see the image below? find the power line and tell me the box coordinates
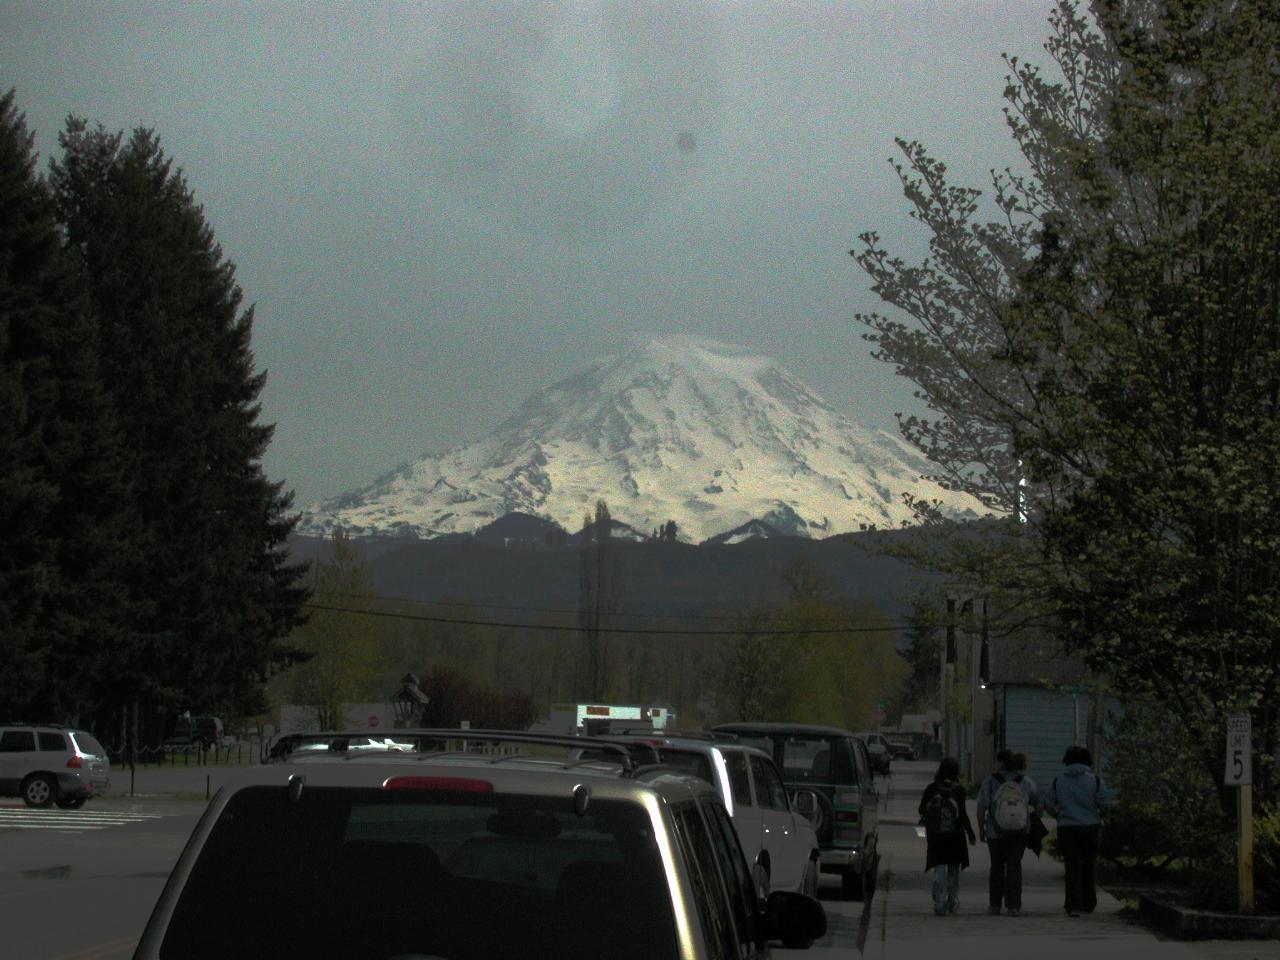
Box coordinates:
[314,590,905,629]
[301,602,907,637]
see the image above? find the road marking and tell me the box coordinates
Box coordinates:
[0,808,166,833]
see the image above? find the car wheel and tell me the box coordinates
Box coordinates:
[55,795,87,810]
[21,774,56,808]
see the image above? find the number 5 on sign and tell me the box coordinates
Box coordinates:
[1224,714,1252,785]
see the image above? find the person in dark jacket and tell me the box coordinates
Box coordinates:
[918,756,976,915]
[1043,744,1112,916]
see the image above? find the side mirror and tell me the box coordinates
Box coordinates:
[764,890,826,946]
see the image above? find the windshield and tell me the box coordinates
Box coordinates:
[159,785,677,960]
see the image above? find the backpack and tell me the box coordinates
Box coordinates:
[924,781,961,840]
[991,773,1029,834]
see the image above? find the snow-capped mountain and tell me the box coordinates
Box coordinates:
[299,337,984,543]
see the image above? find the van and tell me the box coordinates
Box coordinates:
[165,715,224,750]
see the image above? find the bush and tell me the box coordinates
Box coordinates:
[1101,701,1230,879]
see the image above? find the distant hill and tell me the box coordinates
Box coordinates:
[288,527,929,627]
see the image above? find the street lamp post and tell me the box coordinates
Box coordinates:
[391,672,430,728]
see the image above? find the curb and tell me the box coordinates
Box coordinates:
[1137,894,1280,941]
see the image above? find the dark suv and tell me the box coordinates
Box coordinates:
[714,722,879,900]
[134,729,826,959]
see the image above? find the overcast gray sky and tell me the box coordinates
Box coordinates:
[2,1,1055,508]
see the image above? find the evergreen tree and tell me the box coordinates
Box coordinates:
[49,120,309,722]
[0,90,129,721]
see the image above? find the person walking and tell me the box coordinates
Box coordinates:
[1043,744,1112,916]
[976,749,1040,916]
[918,756,976,916]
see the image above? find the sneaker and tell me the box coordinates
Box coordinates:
[1007,908,1020,917]
[1066,909,1080,917]
[947,903,958,914]
[935,908,947,916]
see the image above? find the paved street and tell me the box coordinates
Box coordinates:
[0,798,203,960]
[2,762,1274,959]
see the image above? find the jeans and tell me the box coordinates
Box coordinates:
[933,863,960,914]
[987,833,1027,911]
[1057,824,1101,913]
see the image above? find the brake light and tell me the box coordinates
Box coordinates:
[835,791,860,805]
[383,776,493,792]
[66,756,82,769]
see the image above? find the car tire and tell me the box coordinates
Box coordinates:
[811,790,834,839]
[55,795,87,810]
[21,774,56,808]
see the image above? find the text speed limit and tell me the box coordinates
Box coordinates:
[1224,713,1252,786]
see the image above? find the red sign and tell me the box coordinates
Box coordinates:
[369,715,380,728]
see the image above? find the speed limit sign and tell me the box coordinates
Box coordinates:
[1224,714,1252,785]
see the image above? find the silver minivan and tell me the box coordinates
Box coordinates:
[0,724,111,807]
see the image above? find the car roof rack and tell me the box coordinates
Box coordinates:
[597,726,738,743]
[330,728,644,775]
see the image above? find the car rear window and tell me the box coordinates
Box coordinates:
[39,732,68,751]
[71,732,105,757]
[659,748,714,785]
[779,735,856,786]
[159,785,678,960]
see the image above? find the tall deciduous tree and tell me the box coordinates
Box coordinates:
[0,90,129,721]
[853,0,1280,804]
[49,120,309,722]
[287,529,378,730]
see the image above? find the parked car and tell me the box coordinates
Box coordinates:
[163,715,223,751]
[855,732,893,774]
[714,722,880,900]
[0,723,111,808]
[133,729,826,959]
[579,730,823,901]
[884,737,917,761]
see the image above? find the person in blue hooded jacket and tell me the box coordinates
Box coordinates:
[1043,744,1113,916]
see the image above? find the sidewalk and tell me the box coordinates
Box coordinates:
[867,762,1274,960]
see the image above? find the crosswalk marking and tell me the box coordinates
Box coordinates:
[0,808,165,833]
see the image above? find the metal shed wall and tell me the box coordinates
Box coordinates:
[1000,685,1093,790]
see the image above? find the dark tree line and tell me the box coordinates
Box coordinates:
[0,90,309,738]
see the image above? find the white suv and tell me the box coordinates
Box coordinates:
[0,724,111,808]
[583,732,823,903]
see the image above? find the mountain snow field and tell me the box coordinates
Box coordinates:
[299,337,985,543]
